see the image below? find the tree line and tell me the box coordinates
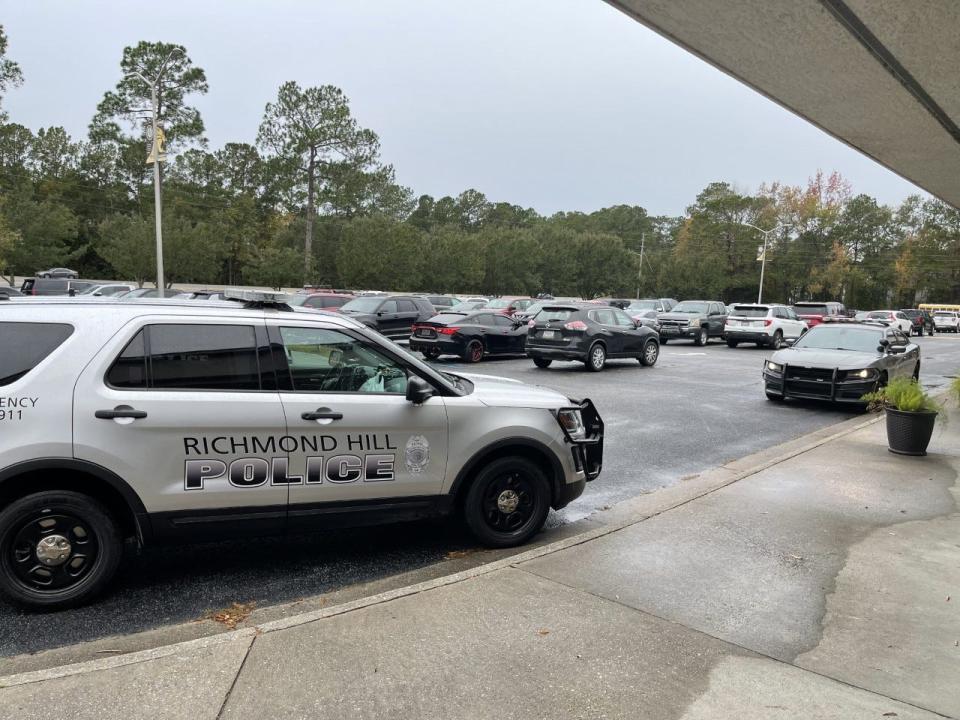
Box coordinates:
[0,28,958,306]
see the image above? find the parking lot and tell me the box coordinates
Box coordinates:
[2,334,959,659]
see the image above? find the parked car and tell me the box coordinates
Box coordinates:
[486,297,535,317]
[35,267,78,279]
[78,283,136,297]
[763,322,920,405]
[19,278,94,296]
[0,290,603,608]
[900,309,935,336]
[864,310,913,334]
[514,298,582,323]
[631,309,661,332]
[409,310,528,362]
[933,310,960,332]
[420,295,461,310]
[0,286,22,298]
[724,303,807,349]
[626,298,677,313]
[657,300,728,345]
[791,301,846,327]
[526,303,660,371]
[173,290,226,301]
[120,288,184,299]
[339,295,435,340]
[287,292,354,311]
[448,300,488,312]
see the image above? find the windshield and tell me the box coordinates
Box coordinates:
[793,326,881,353]
[486,298,512,309]
[628,300,658,310]
[732,306,769,318]
[450,301,483,312]
[671,302,708,313]
[793,304,829,316]
[77,285,101,295]
[340,297,383,313]
[520,301,545,315]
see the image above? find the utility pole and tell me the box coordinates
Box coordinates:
[743,222,784,303]
[637,233,645,300]
[127,48,182,292]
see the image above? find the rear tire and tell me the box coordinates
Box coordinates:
[463,340,484,363]
[639,339,659,366]
[659,337,668,345]
[693,327,708,346]
[463,456,551,548]
[585,343,606,372]
[913,362,920,381]
[770,330,784,349]
[532,357,552,369]
[0,491,122,610]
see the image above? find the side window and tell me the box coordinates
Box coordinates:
[280,327,409,394]
[493,314,514,327]
[149,324,260,390]
[594,309,616,325]
[397,299,417,313]
[614,310,634,327]
[786,308,799,320]
[0,322,74,387]
[379,300,398,314]
[106,330,148,388]
[475,314,495,327]
[305,297,323,308]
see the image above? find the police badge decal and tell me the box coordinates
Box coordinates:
[405,435,430,473]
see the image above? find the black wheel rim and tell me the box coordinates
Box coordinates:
[7,512,99,593]
[481,471,538,534]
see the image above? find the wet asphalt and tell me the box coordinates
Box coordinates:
[2,334,959,657]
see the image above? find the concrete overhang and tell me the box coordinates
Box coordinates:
[606,0,960,207]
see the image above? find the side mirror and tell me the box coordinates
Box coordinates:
[406,376,434,405]
[785,338,797,346]
[889,345,907,354]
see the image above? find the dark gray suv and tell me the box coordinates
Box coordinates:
[339,295,436,340]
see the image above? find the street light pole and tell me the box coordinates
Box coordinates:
[743,222,784,304]
[637,232,645,299]
[126,48,181,291]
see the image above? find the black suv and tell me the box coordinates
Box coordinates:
[339,295,435,340]
[526,303,660,371]
[900,309,935,336]
[657,300,727,345]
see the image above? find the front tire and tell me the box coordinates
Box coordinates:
[585,342,606,372]
[765,392,785,402]
[640,339,659,366]
[463,456,551,548]
[532,357,552,369]
[0,491,122,610]
[726,339,739,348]
[693,327,708,346]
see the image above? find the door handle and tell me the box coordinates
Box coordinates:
[301,409,343,421]
[95,405,148,420]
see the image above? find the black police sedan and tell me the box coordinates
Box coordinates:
[525,303,660,371]
[409,310,529,362]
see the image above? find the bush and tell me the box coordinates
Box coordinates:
[862,377,940,413]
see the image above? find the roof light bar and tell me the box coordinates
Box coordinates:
[222,288,290,304]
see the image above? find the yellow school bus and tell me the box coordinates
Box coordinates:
[919,303,960,312]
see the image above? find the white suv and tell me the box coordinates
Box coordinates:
[724,303,807,349]
[0,291,603,609]
[865,310,914,334]
[933,311,960,332]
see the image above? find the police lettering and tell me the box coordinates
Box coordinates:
[184,455,395,491]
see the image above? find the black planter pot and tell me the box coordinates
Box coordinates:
[885,408,938,456]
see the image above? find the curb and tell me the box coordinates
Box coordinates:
[0,411,886,688]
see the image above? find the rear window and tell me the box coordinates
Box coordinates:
[793,304,829,316]
[538,308,576,322]
[934,312,955,318]
[732,306,769,318]
[0,322,74,386]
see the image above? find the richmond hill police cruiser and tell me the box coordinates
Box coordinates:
[0,289,603,609]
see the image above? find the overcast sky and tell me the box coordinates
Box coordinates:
[2,0,925,217]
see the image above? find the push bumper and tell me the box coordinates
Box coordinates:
[552,398,604,509]
[763,365,878,404]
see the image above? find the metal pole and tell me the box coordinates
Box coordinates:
[637,233,645,300]
[150,85,165,292]
[757,230,768,303]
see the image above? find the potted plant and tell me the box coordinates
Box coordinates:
[862,377,941,456]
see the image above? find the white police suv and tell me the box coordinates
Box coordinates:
[0,291,602,609]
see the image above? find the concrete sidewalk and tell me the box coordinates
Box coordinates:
[1,411,958,719]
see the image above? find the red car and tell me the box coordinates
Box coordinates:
[791,301,845,327]
[287,293,354,311]
[485,297,535,316]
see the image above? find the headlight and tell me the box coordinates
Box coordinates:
[766,361,783,373]
[689,318,701,327]
[556,408,586,440]
[842,368,879,382]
